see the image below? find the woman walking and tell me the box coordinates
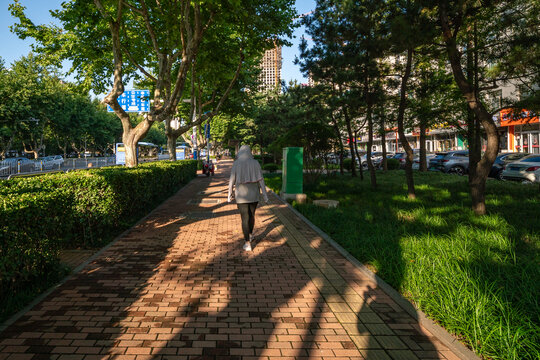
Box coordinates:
[228,145,269,251]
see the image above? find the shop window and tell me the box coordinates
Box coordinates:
[499,131,508,150]
[487,89,502,112]
[518,84,532,101]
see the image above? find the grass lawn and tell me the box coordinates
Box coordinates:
[265,171,539,360]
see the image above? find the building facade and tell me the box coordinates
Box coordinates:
[358,114,539,155]
[258,46,282,92]
[358,79,539,155]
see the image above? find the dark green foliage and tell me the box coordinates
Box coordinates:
[271,122,334,171]
[386,158,400,170]
[0,160,197,321]
[253,154,274,164]
[262,163,279,172]
[343,158,353,171]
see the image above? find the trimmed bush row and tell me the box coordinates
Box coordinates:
[0,160,197,310]
[262,163,279,172]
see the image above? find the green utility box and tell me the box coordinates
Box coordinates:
[282,147,303,194]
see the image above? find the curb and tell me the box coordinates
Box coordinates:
[0,177,197,335]
[270,190,480,360]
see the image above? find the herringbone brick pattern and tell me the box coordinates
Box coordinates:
[0,161,463,359]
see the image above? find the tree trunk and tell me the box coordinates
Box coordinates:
[331,114,344,175]
[122,121,153,167]
[366,103,377,189]
[124,141,137,167]
[396,48,415,199]
[380,117,388,172]
[22,142,39,160]
[440,4,499,215]
[343,107,357,177]
[419,121,427,171]
[353,129,364,180]
[166,131,178,161]
[0,136,14,160]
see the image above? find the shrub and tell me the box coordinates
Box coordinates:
[326,163,340,170]
[386,158,400,170]
[254,154,274,164]
[0,160,197,319]
[263,163,279,172]
[343,158,353,170]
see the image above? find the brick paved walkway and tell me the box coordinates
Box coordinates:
[0,161,465,360]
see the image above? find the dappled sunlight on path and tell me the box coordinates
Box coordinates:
[0,160,469,359]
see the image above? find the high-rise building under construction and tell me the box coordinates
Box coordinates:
[258,46,282,92]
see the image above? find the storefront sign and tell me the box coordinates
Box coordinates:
[500,108,539,126]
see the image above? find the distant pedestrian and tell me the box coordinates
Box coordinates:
[228,145,269,251]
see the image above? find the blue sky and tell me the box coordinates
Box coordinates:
[1,0,315,86]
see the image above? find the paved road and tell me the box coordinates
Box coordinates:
[0,161,466,359]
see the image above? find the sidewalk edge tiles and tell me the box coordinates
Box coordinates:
[268,189,480,360]
[0,177,197,335]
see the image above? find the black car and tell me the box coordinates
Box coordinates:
[489,152,530,180]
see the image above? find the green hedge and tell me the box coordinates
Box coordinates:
[386,158,400,170]
[0,160,197,318]
[262,163,279,172]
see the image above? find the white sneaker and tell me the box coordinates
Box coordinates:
[243,242,252,251]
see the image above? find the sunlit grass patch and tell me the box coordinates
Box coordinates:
[265,171,540,360]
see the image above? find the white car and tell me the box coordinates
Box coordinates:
[49,155,64,167]
[35,155,64,170]
[501,154,540,184]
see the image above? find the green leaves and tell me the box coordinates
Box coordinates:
[0,54,120,158]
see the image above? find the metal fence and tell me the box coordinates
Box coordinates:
[0,157,117,179]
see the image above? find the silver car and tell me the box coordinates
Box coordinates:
[412,154,436,170]
[429,150,469,175]
[0,157,36,175]
[501,154,540,184]
[35,155,65,170]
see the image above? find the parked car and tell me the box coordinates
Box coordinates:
[412,154,436,170]
[360,152,384,168]
[48,155,64,168]
[429,150,469,175]
[35,155,64,170]
[372,152,395,168]
[392,152,406,167]
[0,157,35,175]
[393,150,429,169]
[501,154,540,183]
[489,153,530,180]
[326,152,340,164]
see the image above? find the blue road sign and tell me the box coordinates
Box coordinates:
[107,90,150,112]
[204,123,211,139]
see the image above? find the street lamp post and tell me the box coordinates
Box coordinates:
[181,98,198,160]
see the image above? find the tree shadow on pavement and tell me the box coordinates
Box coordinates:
[0,161,451,360]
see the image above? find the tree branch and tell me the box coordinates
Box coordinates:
[140,0,160,54]
[172,50,244,137]
[122,0,143,15]
[94,0,111,20]
[202,91,216,108]
[120,38,157,82]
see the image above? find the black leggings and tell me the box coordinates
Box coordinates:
[237,202,258,242]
